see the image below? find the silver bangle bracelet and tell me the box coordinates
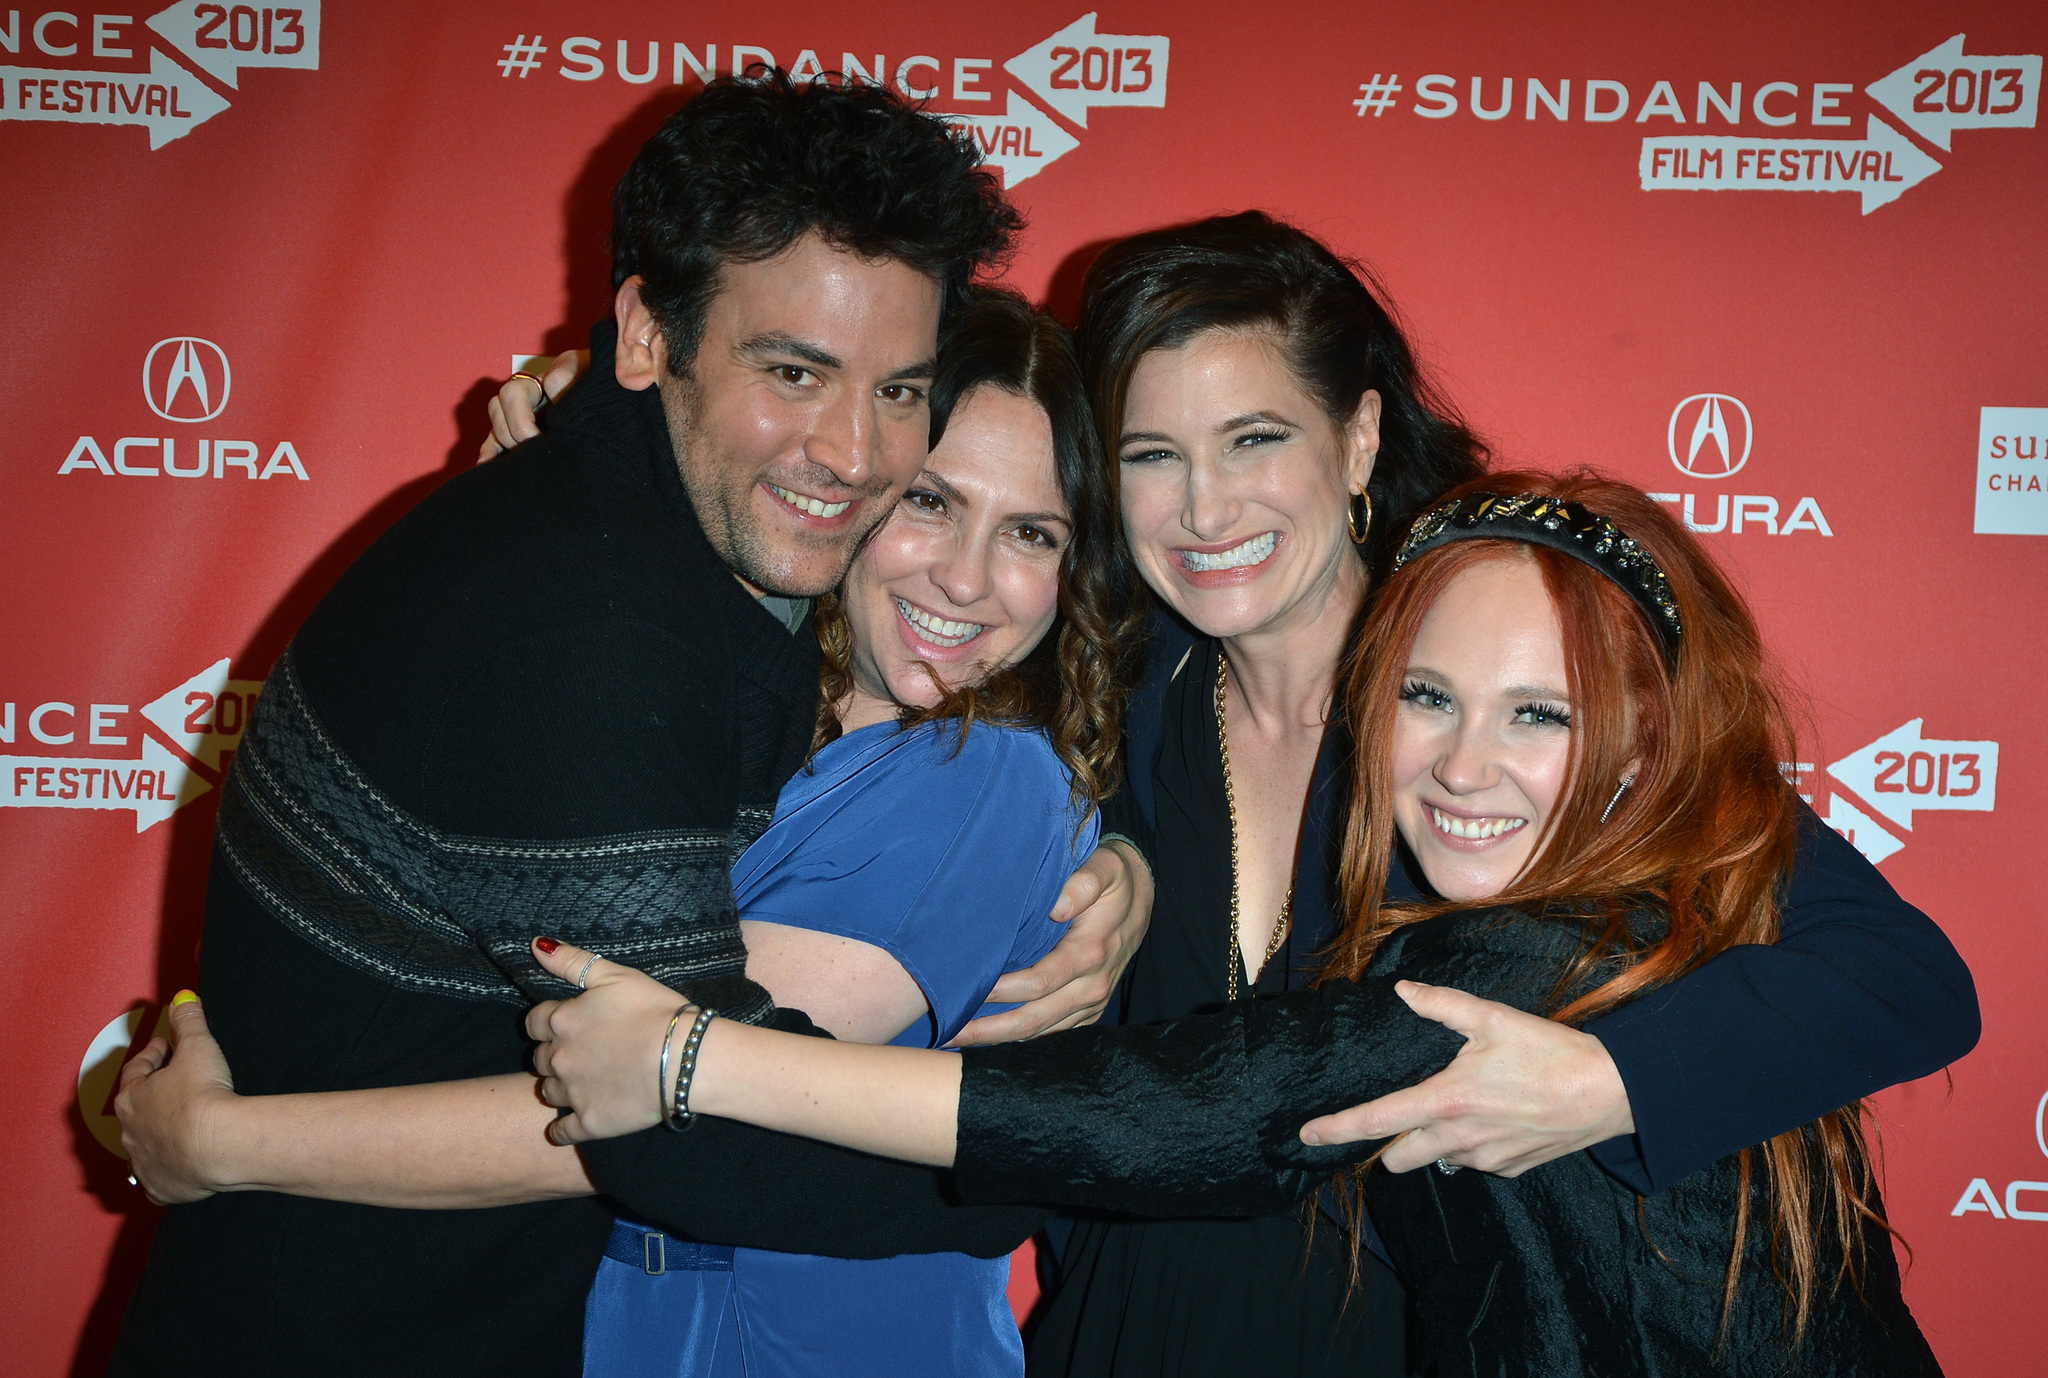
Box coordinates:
[665,1006,717,1132]
[657,1006,689,1131]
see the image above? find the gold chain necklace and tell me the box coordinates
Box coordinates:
[1218,650,1292,1002]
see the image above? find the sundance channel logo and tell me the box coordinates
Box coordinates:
[1975,406,2048,535]
[59,336,308,480]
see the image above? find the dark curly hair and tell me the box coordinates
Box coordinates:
[1078,211,1489,582]
[813,287,1143,809]
[612,70,1023,373]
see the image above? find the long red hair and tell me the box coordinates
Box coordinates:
[1325,470,1892,1340]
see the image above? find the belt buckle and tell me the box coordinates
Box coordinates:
[642,1231,667,1276]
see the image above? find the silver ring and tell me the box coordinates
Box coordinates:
[1435,1158,1462,1176]
[575,952,600,989]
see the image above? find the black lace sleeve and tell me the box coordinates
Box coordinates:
[951,910,1587,1217]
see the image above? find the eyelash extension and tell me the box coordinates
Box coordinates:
[1236,428,1290,446]
[1400,678,1451,708]
[1516,702,1573,728]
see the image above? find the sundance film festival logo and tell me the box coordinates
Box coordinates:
[1353,33,2039,214]
[59,336,308,480]
[0,2,321,148]
[1950,1089,2048,1224]
[1648,394,1830,537]
[1806,718,1999,868]
[2,657,259,832]
[495,12,1169,189]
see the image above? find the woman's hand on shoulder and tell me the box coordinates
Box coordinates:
[481,349,589,462]
[114,993,243,1205]
[527,937,690,1144]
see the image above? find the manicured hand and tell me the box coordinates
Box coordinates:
[952,839,1153,1046]
[1298,981,1635,1177]
[114,992,240,1206]
[481,348,589,461]
[527,938,691,1145]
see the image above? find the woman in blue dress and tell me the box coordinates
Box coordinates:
[583,291,1132,1378]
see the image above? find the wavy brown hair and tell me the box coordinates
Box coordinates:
[1325,471,1895,1343]
[812,287,1144,809]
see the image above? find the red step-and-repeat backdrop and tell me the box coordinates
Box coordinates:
[4,2,2043,1371]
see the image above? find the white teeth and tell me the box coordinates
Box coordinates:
[1182,532,1277,572]
[1430,807,1526,841]
[896,598,984,647]
[768,483,851,519]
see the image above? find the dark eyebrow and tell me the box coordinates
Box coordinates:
[918,467,1070,531]
[1218,410,1298,432]
[737,333,843,371]
[884,356,938,384]
[1118,430,1175,447]
[920,470,968,507]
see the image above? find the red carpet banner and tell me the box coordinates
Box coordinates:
[3,3,2041,1371]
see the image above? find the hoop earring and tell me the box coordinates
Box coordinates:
[1347,489,1374,545]
[1600,773,1636,825]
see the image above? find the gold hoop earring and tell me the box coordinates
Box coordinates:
[1347,489,1374,545]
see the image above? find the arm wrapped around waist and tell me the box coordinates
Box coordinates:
[952,977,1466,1217]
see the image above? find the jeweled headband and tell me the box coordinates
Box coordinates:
[1392,493,1684,664]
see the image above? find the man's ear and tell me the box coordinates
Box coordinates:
[613,277,666,392]
[1345,388,1384,496]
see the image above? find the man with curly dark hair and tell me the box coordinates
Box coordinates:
[106,74,1149,1378]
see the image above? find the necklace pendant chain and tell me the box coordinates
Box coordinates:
[1218,650,1293,1002]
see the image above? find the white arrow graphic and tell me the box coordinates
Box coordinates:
[1823,792,1904,866]
[1640,116,1941,214]
[946,92,1081,188]
[1867,34,2040,151]
[1006,13,1169,128]
[2,736,210,832]
[148,0,321,89]
[0,48,231,149]
[1828,719,1998,831]
[142,658,263,769]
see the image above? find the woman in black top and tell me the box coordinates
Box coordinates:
[528,472,1943,1376]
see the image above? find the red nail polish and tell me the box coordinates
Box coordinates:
[536,937,560,955]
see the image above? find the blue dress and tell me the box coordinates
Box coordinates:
[585,719,1099,1378]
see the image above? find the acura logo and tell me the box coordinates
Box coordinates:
[144,337,232,423]
[1667,393,1751,479]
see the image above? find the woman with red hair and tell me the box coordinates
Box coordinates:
[528,470,1943,1375]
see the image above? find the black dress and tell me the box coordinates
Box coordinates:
[957,908,1942,1378]
[1026,637,1412,1378]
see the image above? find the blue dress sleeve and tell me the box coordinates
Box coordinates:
[732,721,1099,1047]
[1583,801,1980,1192]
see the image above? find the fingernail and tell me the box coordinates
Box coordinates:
[171,990,199,1007]
[1302,1127,1321,1145]
[535,937,560,955]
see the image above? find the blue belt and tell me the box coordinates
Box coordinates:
[604,1220,737,1277]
